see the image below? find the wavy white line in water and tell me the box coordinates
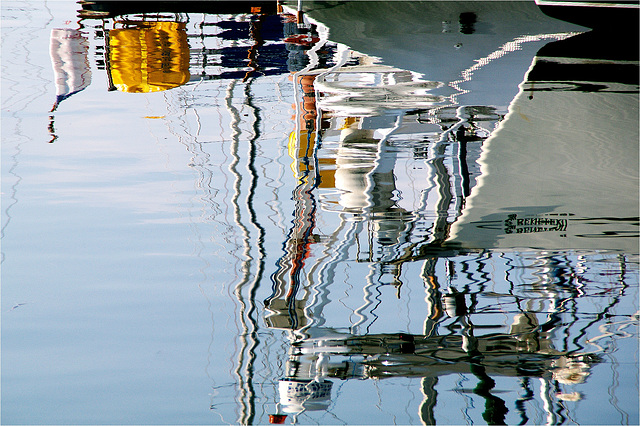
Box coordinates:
[432,32,580,118]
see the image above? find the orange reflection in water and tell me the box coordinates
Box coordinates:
[109,21,190,93]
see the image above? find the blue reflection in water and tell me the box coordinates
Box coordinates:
[1,1,638,425]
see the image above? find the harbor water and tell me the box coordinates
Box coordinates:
[2,1,638,424]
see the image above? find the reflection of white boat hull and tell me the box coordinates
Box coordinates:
[289,3,638,254]
[448,54,639,253]
[290,1,586,110]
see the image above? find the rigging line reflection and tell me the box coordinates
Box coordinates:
[540,377,556,426]
[303,218,351,332]
[576,255,634,353]
[1,130,23,266]
[155,86,224,408]
[241,77,268,425]
[420,257,443,426]
[224,14,274,411]
[360,267,384,334]
[515,377,535,426]
[243,78,268,299]
[3,4,55,263]
[419,376,438,426]
[430,31,580,118]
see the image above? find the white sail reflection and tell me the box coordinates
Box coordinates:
[48,28,92,142]
[49,28,92,110]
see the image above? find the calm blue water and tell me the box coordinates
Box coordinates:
[2,1,638,425]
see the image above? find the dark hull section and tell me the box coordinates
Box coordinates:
[536,1,639,31]
[529,29,639,89]
[79,0,279,18]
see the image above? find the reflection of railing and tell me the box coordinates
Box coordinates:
[271,250,635,422]
[79,9,294,94]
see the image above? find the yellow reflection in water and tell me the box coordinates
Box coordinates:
[109,21,190,93]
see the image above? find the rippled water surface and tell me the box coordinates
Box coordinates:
[2,1,638,424]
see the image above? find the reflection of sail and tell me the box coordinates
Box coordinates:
[49,28,92,111]
[108,21,190,93]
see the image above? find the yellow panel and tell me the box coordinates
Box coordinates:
[109,22,190,93]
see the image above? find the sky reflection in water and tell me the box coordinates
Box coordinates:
[1,1,638,425]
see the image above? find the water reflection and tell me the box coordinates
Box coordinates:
[50,28,91,108]
[10,0,638,424]
[108,20,190,93]
[49,27,91,142]
[262,2,635,423]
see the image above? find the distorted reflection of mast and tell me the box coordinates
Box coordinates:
[243,14,265,82]
[225,75,265,425]
[420,257,444,426]
[264,71,321,330]
[263,11,334,327]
